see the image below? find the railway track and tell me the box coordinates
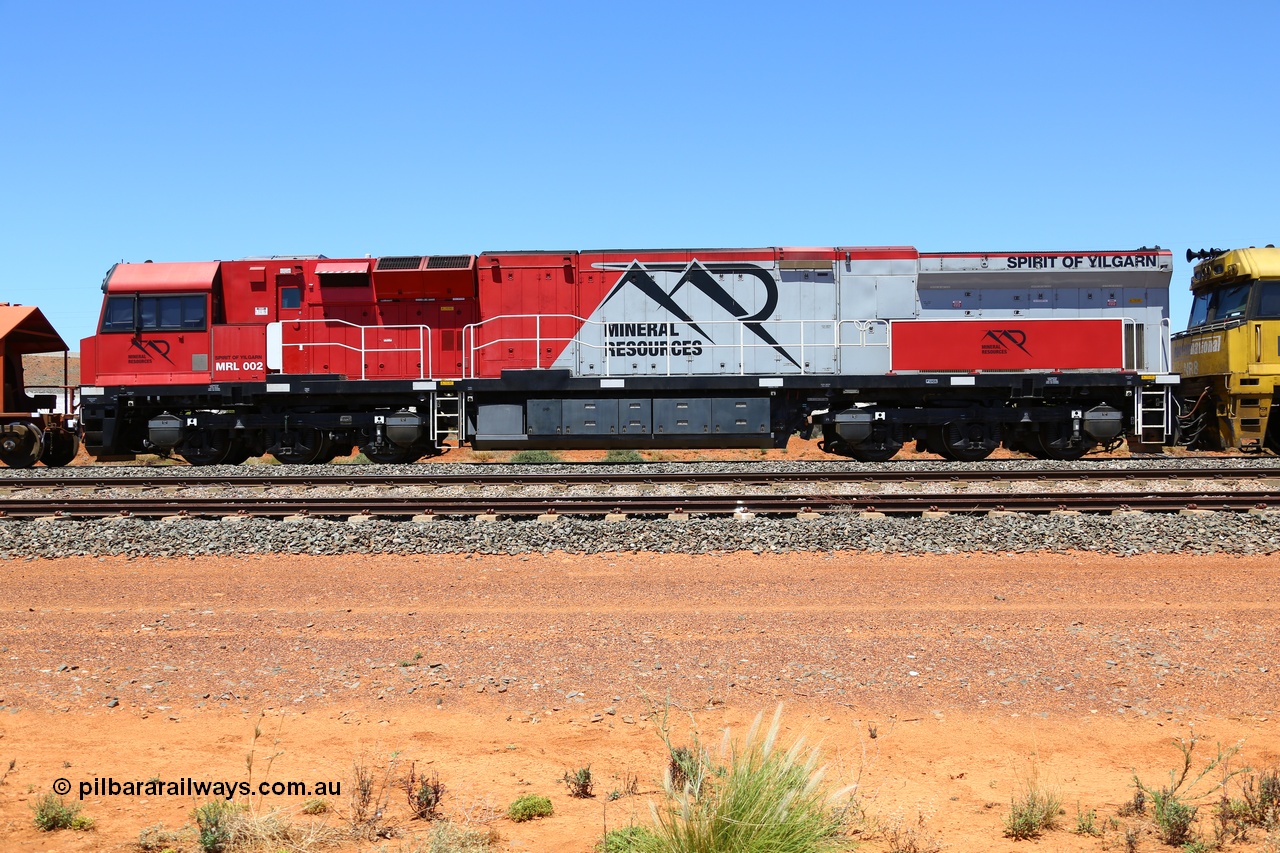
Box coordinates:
[4,489,1278,520]
[2,462,1280,491]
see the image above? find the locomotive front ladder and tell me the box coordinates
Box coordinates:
[435,388,462,442]
[1136,385,1173,444]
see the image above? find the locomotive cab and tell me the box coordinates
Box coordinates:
[1172,246,1280,452]
[79,256,467,464]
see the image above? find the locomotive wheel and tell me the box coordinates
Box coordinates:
[359,441,422,465]
[221,439,254,466]
[179,429,234,466]
[0,424,43,469]
[846,442,901,462]
[1031,424,1094,461]
[40,430,80,467]
[273,429,333,465]
[935,424,997,462]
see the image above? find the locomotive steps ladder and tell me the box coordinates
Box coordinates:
[1136,385,1173,445]
[435,389,462,441]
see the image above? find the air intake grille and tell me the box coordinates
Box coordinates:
[426,255,472,269]
[377,256,423,271]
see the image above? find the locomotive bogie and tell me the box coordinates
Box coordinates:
[85,378,443,465]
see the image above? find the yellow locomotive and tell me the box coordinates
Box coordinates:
[1172,246,1280,452]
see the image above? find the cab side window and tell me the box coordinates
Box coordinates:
[1255,281,1280,319]
[99,295,208,332]
[280,287,301,309]
[180,295,206,328]
[101,296,136,332]
[1187,293,1210,328]
[1209,285,1250,322]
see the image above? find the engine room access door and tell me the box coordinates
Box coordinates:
[276,272,306,374]
[774,267,837,374]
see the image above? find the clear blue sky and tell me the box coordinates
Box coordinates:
[2,1,1276,348]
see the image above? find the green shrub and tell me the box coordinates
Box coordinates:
[1135,737,1244,848]
[604,449,645,464]
[192,800,241,853]
[1003,786,1060,840]
[507,794,553,822]
[1239,767,1280,828]
[1074,803,1101,836]
[597,824,659,852]
[666,745,704,798]
[405,763,446,820]
[563,765,593,798]
[1150,792,1197,846]
[31,794,83,831]
[649,705,847,853]
[510,450,561,464]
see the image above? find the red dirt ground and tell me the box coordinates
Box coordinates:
[2,551,1278,851]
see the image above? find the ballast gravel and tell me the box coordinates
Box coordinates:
[3,511,1278,558]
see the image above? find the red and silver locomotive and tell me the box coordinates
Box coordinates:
[77,245,1176,464]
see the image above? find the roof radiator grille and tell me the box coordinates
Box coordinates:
[426,255,472,269]
[377,256,423,271]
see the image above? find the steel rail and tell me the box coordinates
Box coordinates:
[4,490,1277,519]
[2,464,1280,491]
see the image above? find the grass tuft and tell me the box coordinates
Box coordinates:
[191,799,342,852]
[882,812,941,853]
[1003,785,1060,839]
[596,824,659,852]
[509,449,562,464]
[300,797,329,815]
[421,821,499,851]
[138,823,192,850]
[334,452,373,464]
[648,704,848,853]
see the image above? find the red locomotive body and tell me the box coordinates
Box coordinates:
[77,245,1176,465]
[889,319,1126,371]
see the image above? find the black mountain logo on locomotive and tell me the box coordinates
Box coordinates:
[981,329,1030,356]
[127,338,174,364]
[597,261,801,368]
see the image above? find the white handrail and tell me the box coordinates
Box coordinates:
[277,318,435,379]
[461,314,892,378]
[1159,318,1172,373]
